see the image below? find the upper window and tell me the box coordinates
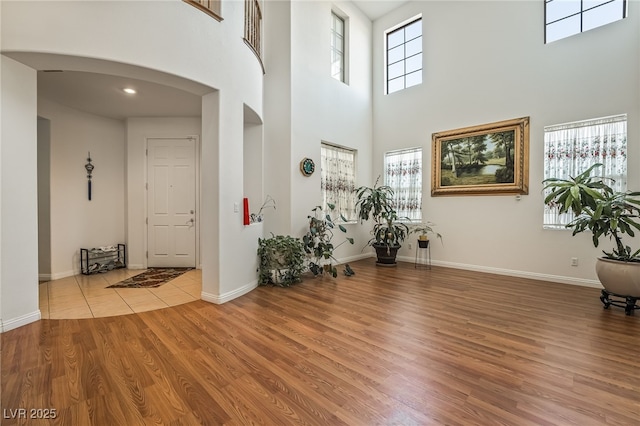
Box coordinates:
[384,148,422,221]
[545,0,628,43]
[385,17,422,94]
[321,143,357,221]
[543,114,627,228]
[331,12,346,83]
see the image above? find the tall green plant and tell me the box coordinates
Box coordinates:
[355,177,409,248]
[303,204,354,277]
[354,177,394,225]
[543,163,640,262]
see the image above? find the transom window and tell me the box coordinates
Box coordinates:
[545,0,628,43]
[385,17,422,94]
[321,143,356,220]
[543,114,627,228]
[331,12,346,83]
[384,148,422,221]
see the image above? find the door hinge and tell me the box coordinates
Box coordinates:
[145,182,148,190]
[146,251,148,258]
[146,148,148,156]
[146,217,148,225]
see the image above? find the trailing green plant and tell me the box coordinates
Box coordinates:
[257,234,306,286]
[543,163,640,262]
[355,177,409,249]
[303,204,354,277]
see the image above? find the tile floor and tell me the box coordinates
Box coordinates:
[39,268,202,319]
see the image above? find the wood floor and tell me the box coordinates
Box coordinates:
[2,259,639,425]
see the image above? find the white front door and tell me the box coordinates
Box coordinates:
[147,138,196,267]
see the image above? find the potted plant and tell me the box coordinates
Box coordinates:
[251,195,276,223]
[302,204,355,277]
[257,234,305,287]
[543,163,640,314]
[355,178,409,265]
[410,222,442,248]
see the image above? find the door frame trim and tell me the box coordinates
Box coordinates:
[144,136,200,269]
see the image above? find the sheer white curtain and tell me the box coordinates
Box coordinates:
[384,148,422,220]
[543,114,627,228]
[321,144,356,220]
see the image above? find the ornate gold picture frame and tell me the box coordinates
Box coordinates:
[431,117,529,196]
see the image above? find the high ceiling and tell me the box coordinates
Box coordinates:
[353,0,408,20]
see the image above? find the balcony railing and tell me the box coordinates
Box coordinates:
[184,0,222,21]
[244,0,264,72]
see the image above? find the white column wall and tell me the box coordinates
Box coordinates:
[373,1,640,285]
[263,1,374,263]
[0,56,39,331]
[263,0,293,237]
[201,92,221,299]
[289,1,374,261]
[215,91,259,298]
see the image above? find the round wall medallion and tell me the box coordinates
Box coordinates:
[300,158,315,176]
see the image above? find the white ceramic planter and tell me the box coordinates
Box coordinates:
[595,257,640,296]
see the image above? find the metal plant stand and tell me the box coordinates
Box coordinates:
[414,239,431,269]
[600,289,639,316]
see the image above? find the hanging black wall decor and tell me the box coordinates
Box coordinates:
[85,152,94,200]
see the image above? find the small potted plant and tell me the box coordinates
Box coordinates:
[251,195,276,223]
[543,163,640,314]
[410,222,442,248]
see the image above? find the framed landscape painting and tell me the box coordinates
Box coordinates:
[431,117,530,196]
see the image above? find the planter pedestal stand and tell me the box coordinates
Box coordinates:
[600,290,639,316]
[415,240,431,269]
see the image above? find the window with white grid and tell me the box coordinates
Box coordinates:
[385,17,422,94]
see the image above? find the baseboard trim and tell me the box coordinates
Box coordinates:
[127,264,146,270]
[49,270,76,280]
[1,310,41,333]
[201,280,258,304]
[336,252,374,264]
[396,256,602,288]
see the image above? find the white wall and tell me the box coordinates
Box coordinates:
[1,56,40,331]
[38,98,126,278]
[264,0,374,263]
[263,0,293,236]
[1,0,265,325]
[243,117,263,214]
[37,117,51,278]
[125,117,201,269]
[373,1,640,285]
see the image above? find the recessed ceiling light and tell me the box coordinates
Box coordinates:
[123,88,137,94]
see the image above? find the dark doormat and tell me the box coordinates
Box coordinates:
[106,268,193,289]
